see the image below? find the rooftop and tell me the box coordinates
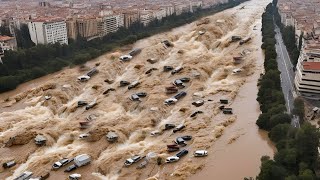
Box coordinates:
[303,62,320,71]
[0,36,15,42]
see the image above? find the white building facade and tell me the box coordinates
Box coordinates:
[28,18,68,45]
[295,50,320,97]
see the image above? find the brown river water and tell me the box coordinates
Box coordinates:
[0,0,274,179]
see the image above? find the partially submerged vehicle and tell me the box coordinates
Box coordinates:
[14,171,33,180]
[173,79,185,88]
[222,107,233,114]
[165,86,178,94]
[194,150,208,157]
[239,37,252,45]
[231,36,242,42]
[86,68,99,77]
[167,144,180,152]
[164,124,176,130]
[232,68,242,74]
[124,155,142,166]
[233,56,243,64]
[171,66,183,75]
[34,135,47,146]
[163,66,174,72]
[79,133,90,139]
[128,48,142,56]
[162,40,173,48]
[3,160,16,169]
[128,81,140,90]
[77,101,88,107]
[120,80,130,87]
[85,101,97,110]
[52,158,72,170]
[173,91,187,100]
[164,98,178,105]
[176,149,188,158]
[119,55,133,61]
[173,124,185,133]
[145,68,158,75]
[136,160,148,169]
[220,99,229,104]
[192,100,204,107]
[74,154,91,167]
[77,75,90,82]
[69,174,81,180]
[106,132,118,143]
[150,130,161,136]
[175,137,186,146]
[103,88,115,95]
[190,110,203,118]
[165,156,179,163]
[146,58,158,64]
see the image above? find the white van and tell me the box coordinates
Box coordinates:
[74,154,91,167]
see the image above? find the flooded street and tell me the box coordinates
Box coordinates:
[0,0,273,179]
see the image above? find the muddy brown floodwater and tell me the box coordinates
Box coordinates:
[0,0,274,179]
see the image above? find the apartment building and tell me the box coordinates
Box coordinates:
[294,43,320,98]
[139,10,154,26]
[0,35,17,56]
[123,11,139,28]
[97,14,123,37]
[28,17,68,45]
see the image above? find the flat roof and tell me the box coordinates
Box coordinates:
[303,62,320,71]
[0,36,14,41]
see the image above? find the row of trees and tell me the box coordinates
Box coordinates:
[0,0,249,93]
[273,0,300,66]
[256,2,320,180]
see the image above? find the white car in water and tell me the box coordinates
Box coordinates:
[164,98,178,105]
[165,156,179,163]
[119,55,133,61]
[77,75,90,82]
[194,150,208,157]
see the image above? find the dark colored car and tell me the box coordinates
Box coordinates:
[64,164,77,172]
[136,92,147,97]
[163,66,174,72]
[173,91,187,100]
[165,124,176,130]
[173,124,185,133]
[145,68,158,74]
[103,88,115,95]
[179,77,190,82]
[77,101,88,107]
[120,81,130,87]
[176,149,189,158]
[180,135,192,141]
[190,111,203,118]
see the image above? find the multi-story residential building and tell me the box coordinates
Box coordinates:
[295,43,320,97]
[97,14,123,37]
[28,17,68,45]
[66,19,78,40]
[77,17,99,39]
[123,11,139,28]
[139,10,154,26]
[0,35,17,57]
[174,3,190,15]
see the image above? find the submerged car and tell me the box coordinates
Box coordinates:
[173,124,185,133]
[119,55,133,61]
[165,156,179,163]
[194,150,208,157]
[176,149,188,158]
[124,155,142,166]
[52,158,72,170]
[164,98,178,105]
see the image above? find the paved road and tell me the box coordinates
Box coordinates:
[274,25,300,128]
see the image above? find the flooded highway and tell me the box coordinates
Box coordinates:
[0,0,274,179]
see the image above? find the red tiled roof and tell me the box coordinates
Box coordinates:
[0,36,14,42]
[303,62,320,71]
